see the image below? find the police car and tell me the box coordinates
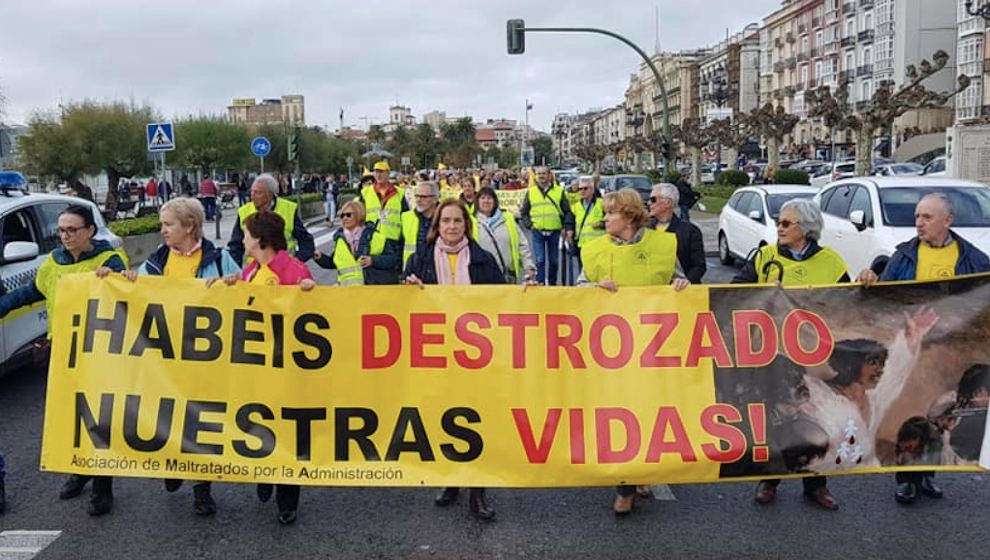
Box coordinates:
[0,172,122,373]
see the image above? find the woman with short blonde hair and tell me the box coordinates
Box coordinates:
[601,189,650,231]
[338,199,366,224]
[159,197,205,239]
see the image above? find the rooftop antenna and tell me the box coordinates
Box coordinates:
[654,6,660,54]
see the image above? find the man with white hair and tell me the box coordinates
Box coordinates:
[857,192,989,505]
[400,180,441,266]
[648,183,707,283]
[228,173,315,266]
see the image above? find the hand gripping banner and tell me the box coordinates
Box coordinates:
[40,274,990,487]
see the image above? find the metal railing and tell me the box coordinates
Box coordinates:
[856,64,873,77]
[841,36,855,47]
[858,29,874,42]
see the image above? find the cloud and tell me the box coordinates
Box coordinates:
[1,0,779,131]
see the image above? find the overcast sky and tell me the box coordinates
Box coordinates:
[1,0,780,132]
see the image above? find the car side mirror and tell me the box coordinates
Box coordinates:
[2,241,40,263]
[849,209,867,231]
[748,210,763,222]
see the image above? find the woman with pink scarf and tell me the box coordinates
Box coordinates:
[403,198,504,519]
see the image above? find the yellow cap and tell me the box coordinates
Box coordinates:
[437,163,448,171]
[373,161,391,172]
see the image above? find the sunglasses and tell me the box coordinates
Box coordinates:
[649,196,666,203]
[777,219,796,228]
[339,212,354,218]
[580,186,593,191]
[414,194,437,199]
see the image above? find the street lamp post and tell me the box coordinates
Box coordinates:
[708,64,730,177]
[506,20,673,170]
[965,1,990,20]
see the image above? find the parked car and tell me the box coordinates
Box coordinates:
[810,161,857,189]
[597,174,654,204]
[813,177,990,274]
[921,156,947,177]
[874,162,924,177]
[1,175,122,373]
[717,184,818,265]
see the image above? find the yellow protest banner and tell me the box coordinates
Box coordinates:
[40,274,990,487]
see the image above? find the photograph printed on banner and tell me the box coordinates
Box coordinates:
[711,274,990,479]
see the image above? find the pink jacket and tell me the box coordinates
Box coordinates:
[241,250,313,285]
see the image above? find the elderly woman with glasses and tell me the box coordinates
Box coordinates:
[731,198,849,511]
[314,200,401,285]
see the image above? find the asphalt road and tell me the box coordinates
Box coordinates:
[1,228,988,559]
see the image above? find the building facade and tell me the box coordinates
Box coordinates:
[227,95,305,127]
[698,24,762,124]
[956,0,989,121]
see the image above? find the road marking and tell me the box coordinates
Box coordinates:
[0,531,61,560]
[651,484,677,501]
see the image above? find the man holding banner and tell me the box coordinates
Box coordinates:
[858,192,990,505]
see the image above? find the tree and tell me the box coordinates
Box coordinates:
[805,49,969,176]
[412,123,442,169]
[367,124,386,147]
[573,143,609,171]
[440,118,479,168]
[531,136,553,166]
[710,118,753,170]
[171,116,252,173]
[673,118,717,187]
[18,101,156,212]
[740,103,800,172]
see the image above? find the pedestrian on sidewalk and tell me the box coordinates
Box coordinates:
[200,175,218,220]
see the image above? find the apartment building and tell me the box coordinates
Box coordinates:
[956,0,989,121]
[698,24,762,123]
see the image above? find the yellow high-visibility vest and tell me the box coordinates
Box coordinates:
[35,248,128,336]
[581,229,678,286]
[754,244,848,285]
[237,198,298,265]
[527,184,565,231]
[362,185,405,241]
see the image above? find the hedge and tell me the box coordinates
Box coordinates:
[696,185,737,199]
[716,169,750,187]
[108,214,161,237]
[664,170,683,184]
[773,169,810,185]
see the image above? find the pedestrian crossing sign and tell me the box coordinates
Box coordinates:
[146,123,175,152]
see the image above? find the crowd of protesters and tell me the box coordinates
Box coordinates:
[0,160,987,525]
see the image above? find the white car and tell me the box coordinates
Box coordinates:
[718,184,818,265]
[1,181,122,373]
[874,162,924,177]
[921,156,947,177]
[813,177,990,275]
[810,161,857,189]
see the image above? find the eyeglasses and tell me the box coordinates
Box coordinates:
[649,196,668,203]
[339,212,354,218]
[414,194,437,199]
[580,186,593,191]
[57,226,86,236]
[777,220,796,229]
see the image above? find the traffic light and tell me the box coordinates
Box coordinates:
[287,128,299,163]
[507,19,525,54]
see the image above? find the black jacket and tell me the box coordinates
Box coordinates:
[314,227,402,285]
[403,239,505,285]
[651,214,707,283]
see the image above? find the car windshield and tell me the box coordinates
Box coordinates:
[836,163,855,173]
[879,186,990,227]
[766,193,814,219]
[614,176,653,193]
[891,163,922,175]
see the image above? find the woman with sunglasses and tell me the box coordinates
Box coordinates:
[575,188,690,515]
[313,200,401,285]
[0,205,128,517]
[731,197,849,511]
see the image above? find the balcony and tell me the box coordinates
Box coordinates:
[773,61,785,72]
[858,29,874,42]
[841,36,855,47]
[859,0,873,8]
[841,69,856,81]
[825,8,840,24]
[855,100,873,111]
[857,64,873,77]
[786,57,797,69]
[797,52,809,62]
[823,41,839,55]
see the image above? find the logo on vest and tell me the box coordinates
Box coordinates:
[791,265,807,280]
[634,249,648,262]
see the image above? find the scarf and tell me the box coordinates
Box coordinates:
[433,237,471,285]
[344,225,365,255]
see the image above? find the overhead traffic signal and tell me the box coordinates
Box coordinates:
[287,127,300,163]
[507,19,525,54]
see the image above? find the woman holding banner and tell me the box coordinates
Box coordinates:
[731,198,848,511]
[213,209,315,525]
[575,188,689,515]
[472,187,535,284]
[313,200,401,285]
[0,205,127,517]
[403,198,504,520]
[106,197,240,516]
